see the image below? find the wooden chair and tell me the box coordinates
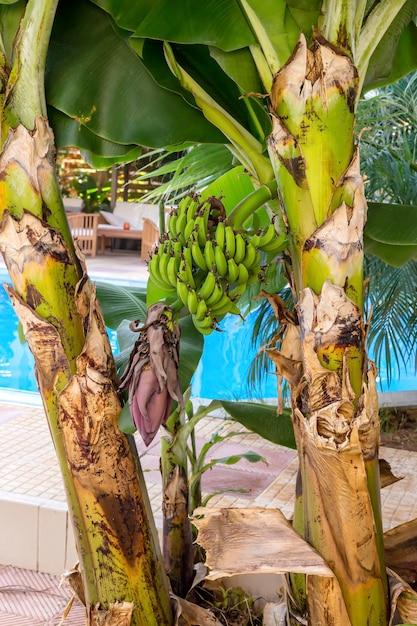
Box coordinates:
[66,212,100,258]
[141,218,159,262]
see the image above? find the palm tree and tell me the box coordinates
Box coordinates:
[1,1,417,625]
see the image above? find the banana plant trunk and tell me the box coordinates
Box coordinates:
[0,1,173,625]
[268,35,388,625]
[160,425,195,598]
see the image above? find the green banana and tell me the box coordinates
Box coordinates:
[249,232,261,248]
[184,217,196,241]
[198,271,216,301]
[179,258,195,289]
[148,253,174,291]
[186,197,199,223]
[205,278,224,307]
[193,311,213,329]
[225,225,236,258]
[201,201,211,232]
[204,239,216,270]
[228,301,242,316]
[187,287,198,314]
[147,253,164,287]
[226,257,239,283]
[192,314,214,335]
[260,231,288,254]
[182,243,193,268]
[234,232,246,263]
[214,220,226,250]
[241,241,258,269]
[191,235,207,271]
[172,240,183,257]
[236,262,249,285]
[167,211,178,238]
[209,292,232,316]
[176,212,188,245]
[214,243,228,276]
[258,223,276,249]
[176,276,190,306]
[195,202,211,246]
[156,251,169,284]
[167,254,180,288]
[177,195,193,218]
[195,297,208,321]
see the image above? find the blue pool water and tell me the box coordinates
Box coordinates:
[0,271,415,399]
[192,309,417,400]
[0,273,118,394]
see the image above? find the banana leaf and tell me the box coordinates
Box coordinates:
[221,400,296,449]
[365,201,417,266]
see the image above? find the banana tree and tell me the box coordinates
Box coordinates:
[0,2,173,625]
[2,0,417,625]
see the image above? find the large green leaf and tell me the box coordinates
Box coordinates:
[366,201,417,245]
[49,109,144,166]
[0,1,25,63]
[178,315,204,393]
[96,282,148,330]
[209,46,264,96]
[221,401,296,449]
[199,165,256,214]
[363,9,417,91]
[48,1,225,151]
[364,236,417,267]
[132,0,257,51]
[364,201,417,266]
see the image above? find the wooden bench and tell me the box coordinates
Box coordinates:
[67,212,100,258]
[65,200,161,259]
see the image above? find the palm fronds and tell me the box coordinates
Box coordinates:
[365,256,417,385]
[131,144,234,204]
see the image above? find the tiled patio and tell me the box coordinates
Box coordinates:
[0,251,417,624]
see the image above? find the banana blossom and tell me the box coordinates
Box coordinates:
[119,303,183,445]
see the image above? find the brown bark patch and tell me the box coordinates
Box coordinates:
[4,285,71,391]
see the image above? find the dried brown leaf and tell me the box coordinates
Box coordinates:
[379,458,402,489]
[388,568,417,626]
[193,507,333,579]
[171,594,223,625]
[90,602,133,626]
[385,519,417,587]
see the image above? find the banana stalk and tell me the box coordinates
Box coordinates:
[268,33,388,625]
[160,412,195,599]
[0,2,173,624]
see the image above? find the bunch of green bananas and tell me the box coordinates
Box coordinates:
[147,194,287,335]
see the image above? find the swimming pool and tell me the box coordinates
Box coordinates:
[0,270,415,400]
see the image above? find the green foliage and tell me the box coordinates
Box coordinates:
[188,425,266,510]
[365,256,417,385]
[47,1,225,157]
[72,173,110,213]
[134,144,234,204]
[95,282,147,330]
[365,201,417,266]
[221,400,296,449]
[206,584,262,625]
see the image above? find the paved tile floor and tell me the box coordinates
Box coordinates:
[1,251,417,624]
[1,400,417,624]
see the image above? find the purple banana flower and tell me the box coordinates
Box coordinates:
[118,303,183,446]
